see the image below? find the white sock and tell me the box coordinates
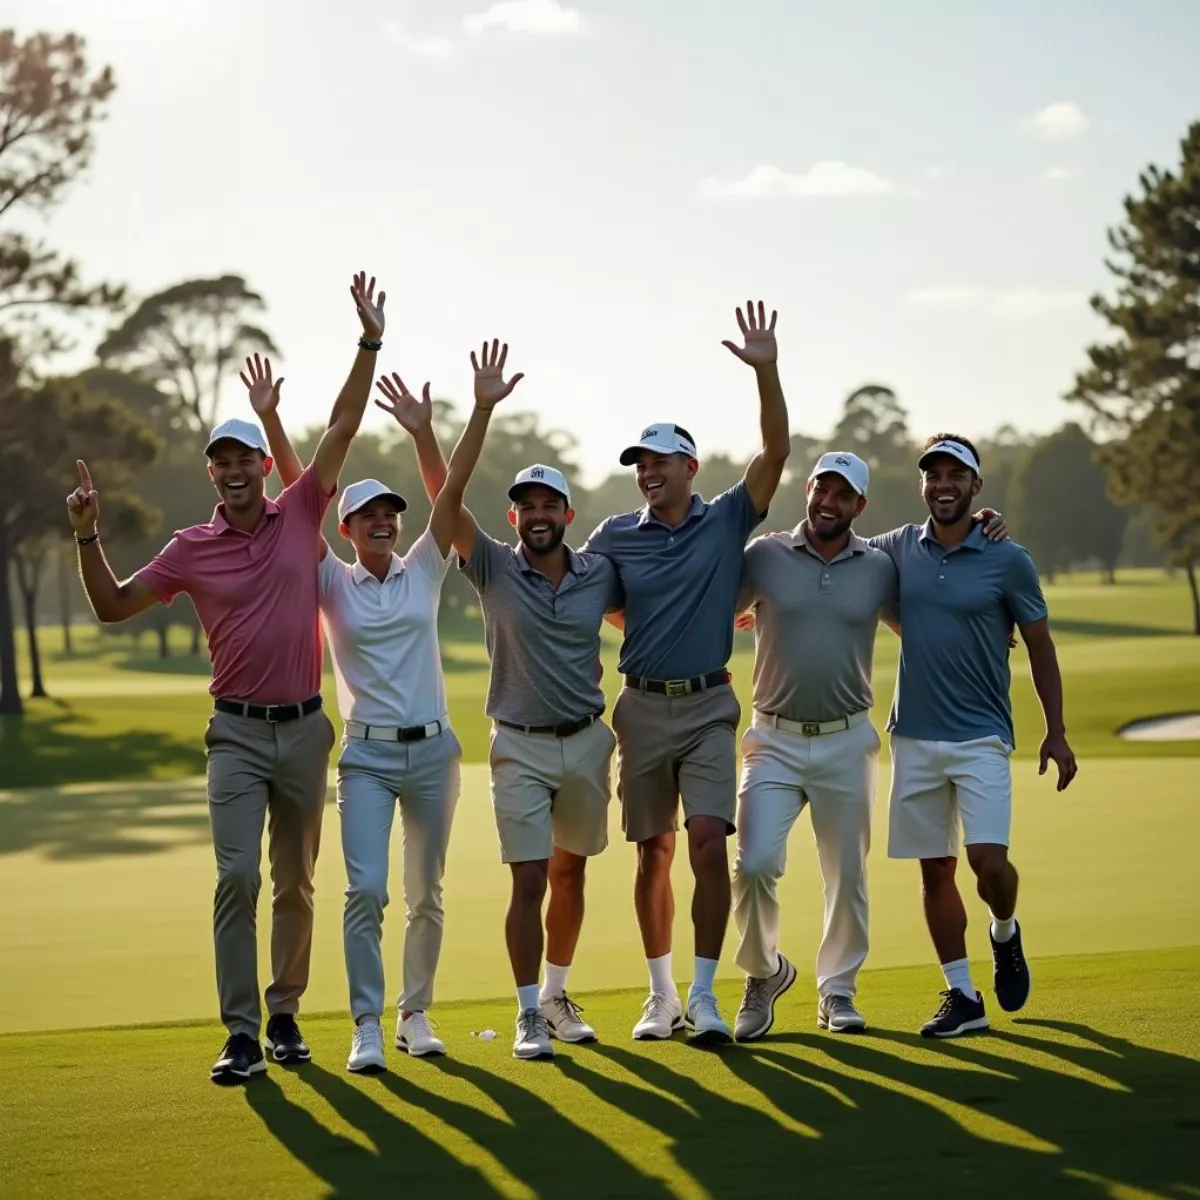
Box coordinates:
[517,984,541,1014]
[942,958,975,998]
[356,1014,380,1027]
[688,956,719,1003]
[541,961,569,1001]
[990,914,1017,943]
[647,952,674,996]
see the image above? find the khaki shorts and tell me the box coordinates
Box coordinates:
[488,718,616,864]
[613,683,741,842]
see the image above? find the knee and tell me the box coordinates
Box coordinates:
[216,859,259,901]
[733,845,778,883]
[637,836,674,881]
[510,862,549,907]
[689,826,730,879]
[549,853,586,889]
[347,874,389,912]
[966,845,1010,887]
[920,856,959,896]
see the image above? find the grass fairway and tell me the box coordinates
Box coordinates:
[1,949,1197,1200]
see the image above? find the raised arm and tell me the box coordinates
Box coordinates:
[723,301,790,515]
[310,271,387,493]
[1019,618,1077,791]
[66,460,159,623]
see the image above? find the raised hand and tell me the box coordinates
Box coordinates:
[351,271,386,341]
[722,300,778,368]
[1039,731,1078,792]
[471,339,524,410]
[66,459,100,535]
[239,353,283,416]
[375,373,433,434]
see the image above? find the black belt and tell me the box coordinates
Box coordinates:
[214,695,323,723]
[496,713,601,738]
[623,670,731,697]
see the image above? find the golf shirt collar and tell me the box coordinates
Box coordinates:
[352,553,405,585]
[636,492,707,530]
[790,523,869,564]
[210,495,281,535]
[515,543,583,579]
[919,517,987,552]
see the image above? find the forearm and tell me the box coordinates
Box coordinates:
[327,346,378,436]
[755,363,790,461]
[77,541,138,623]
[442,404,495,502]
[1027,640,1066,734]
[410,424,449,502]
[261,411,305,488]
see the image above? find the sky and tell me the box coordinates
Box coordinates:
[14,0,1200,485]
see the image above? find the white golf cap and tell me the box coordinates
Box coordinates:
[809,451,870,497]
[918,438,981,474]
[619,422,698,466]
[508,463,571,506]
[204,418,269,458]
[338,478,408,522]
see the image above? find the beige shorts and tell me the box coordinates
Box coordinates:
[488,718,616,864]
[612,683,741,843]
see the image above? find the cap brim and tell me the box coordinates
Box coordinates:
[810,467,866,496]
[204,436,264,457]
[619,440,694,466]
[342,491,407,519]
[917,447,977,472]
[508,482,569,504]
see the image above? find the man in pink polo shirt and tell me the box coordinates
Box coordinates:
[66,272,387,1084]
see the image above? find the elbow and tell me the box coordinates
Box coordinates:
[766,441,791,466]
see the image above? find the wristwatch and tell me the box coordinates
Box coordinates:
[75,531,100,546]
[358,336,383,351]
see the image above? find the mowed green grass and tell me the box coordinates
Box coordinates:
[1,950,1197,1200]
[5,569,1200,788]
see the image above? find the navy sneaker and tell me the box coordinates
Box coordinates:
[991,922,1032,1012]
[211,1034,266,1085]
[265,1014,311,1064]
[920,989,989,1038]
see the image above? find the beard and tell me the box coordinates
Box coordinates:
[519,523,567,556]
[807,511,854,541]
[927,493,973,526]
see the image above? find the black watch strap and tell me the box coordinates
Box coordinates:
[358,336,383,351]
[75,531,100,546]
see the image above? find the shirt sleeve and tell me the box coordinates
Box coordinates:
[600,557,625,613]
[318,548,342,598]
[737,540,764,612]
[712,480,765,543]
[866,526,908,565]
[135,536,189,606]
[459,530,508,593]
[1004,547,1049,627]
[276,462,336,529]
[878,557,901,626]
[406,528,453,586]
[580,518,612,558]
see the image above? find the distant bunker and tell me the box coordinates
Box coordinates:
[1117,713,1200,741]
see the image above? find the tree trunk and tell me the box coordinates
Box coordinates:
[157,613,170,660]
[58,541,73,656]
[190,620,201,656]
[0,523,22,717]
[1187,556,1200,637]
[14,547,47,698]
[1103,561,1117,585]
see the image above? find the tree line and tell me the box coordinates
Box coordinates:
[1,27,1198,719]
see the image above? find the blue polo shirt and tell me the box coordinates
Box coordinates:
[871,520,1048,746]
[584,482,764,679]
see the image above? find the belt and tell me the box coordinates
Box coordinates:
[624,670,731,697]
[496,713,601,738]
[755,709,869,737]
[345,719,445,743]
[214,695,322,723]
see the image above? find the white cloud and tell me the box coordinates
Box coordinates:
[700,161,894,200]
[382,21,455,58]
[463,0,585,35]
[906,286,1087,319]
[906,286,989,307]
[1043,167,1076,183]
[1024,101,1090,140]
[922,166,949,181]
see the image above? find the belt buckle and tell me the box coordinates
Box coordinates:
[665,680,689,697]
[801,721,820,737]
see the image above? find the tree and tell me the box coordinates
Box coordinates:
[1068,120,1200,632]
[829,383,913,470]
[0,31,122,353]
[1009,423,1130,583]
[0,341,159,714]
[95,275,278,434]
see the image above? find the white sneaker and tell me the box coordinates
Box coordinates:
[685,991,733,1046]
[513,1008,554,1059]
[396,1011,446,1057]
[817,993,867,1034]
[541,992,597,1044]
[632,990,684,1040]
[734,954,798,1042]
[347,1020,386,1073]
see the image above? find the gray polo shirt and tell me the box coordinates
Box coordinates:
[738,526,899,722]
[583,482,764,679]
[871,520,1048,746]
[461,532,623,726]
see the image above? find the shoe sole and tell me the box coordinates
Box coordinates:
[817,1016,867,1034]
[512,1047,555,1060]
[396,1038,447,1058]
[921,1017,991,1039]
[264,1038,311,1065]
[735,958,799,1043]
[685,1025,733,1047]
[347,1058,387,1074]
[633,1016,685,1041]
[211,1059,267,1085]
[548,1026,598,1044]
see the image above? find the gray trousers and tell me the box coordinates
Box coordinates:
[205,708,335,1039]
[337,729,462,1019]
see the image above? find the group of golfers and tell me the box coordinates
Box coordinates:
[65,272,1078,1085]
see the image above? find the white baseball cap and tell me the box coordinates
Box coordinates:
[918,438,981,474]
[809,451,870,497]
[619,422,698,466]
[204,418,269,458]
[508,463,571,506]
[338,478,408,522]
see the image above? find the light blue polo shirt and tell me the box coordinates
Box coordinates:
[584,482,765,679]
[870,520,1048,746]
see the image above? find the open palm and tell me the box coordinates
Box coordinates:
[239,353,283,415]
[722,300,778,367]
[351,271,386,341]
[472,339,524,409]
[375,373,432,433]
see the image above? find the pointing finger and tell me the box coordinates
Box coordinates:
[77,459,93,491]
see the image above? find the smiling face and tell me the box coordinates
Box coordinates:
[508,484,572,555]
[921,454,982,525]
[340,497,402,557]
[206,440,271,513]
[806,472,866,541]
[633,450,696,514]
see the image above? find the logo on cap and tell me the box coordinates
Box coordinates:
[641,426,659,440]
[531,467,544,479]
[835,455,851,466]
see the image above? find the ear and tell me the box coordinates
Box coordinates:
[855,495,867,517]
[507,508,518,528]
[685,457,699,481]
[972,474,983,497]
[338,521,352,542]
[565,506,576,526]
[262,455,275,478]
[206,462,215,483]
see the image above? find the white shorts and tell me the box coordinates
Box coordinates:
[887,734,1013,859]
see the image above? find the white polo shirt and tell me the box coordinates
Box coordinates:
[318,529,452,727]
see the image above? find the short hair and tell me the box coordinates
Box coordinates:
[923,432,981,470]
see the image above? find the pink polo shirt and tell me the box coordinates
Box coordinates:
[137,464,334,703]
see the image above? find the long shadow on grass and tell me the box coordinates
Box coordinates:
[244,1064,498,1199]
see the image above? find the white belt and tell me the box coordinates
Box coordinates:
[344,719,445,742]
[754,709,869,737]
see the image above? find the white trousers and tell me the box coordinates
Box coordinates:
[732,712,879,997]
[337,729,461,1018]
